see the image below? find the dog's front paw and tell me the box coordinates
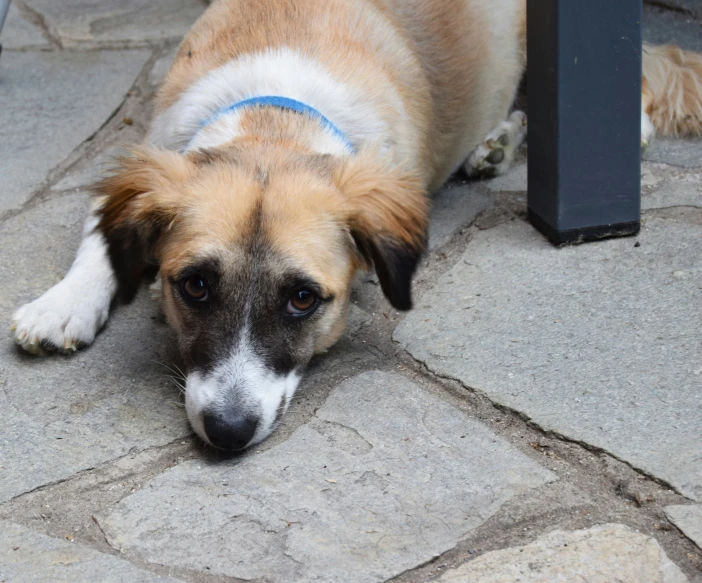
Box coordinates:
[10,282,110,355]
[466,111,527,178]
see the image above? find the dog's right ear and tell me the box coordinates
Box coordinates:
[335,154,429,311]
[95,147,193,302]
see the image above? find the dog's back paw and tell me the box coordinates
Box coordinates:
[465,111,527,179]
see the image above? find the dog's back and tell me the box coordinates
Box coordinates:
[153,0,527,188]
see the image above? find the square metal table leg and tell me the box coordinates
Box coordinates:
[527,0,643,245]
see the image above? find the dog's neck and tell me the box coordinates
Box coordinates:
[187,95,357,156]
[148,48,393,158]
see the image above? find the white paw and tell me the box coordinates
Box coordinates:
[641,111,655,152]
[466,111,528,178]
[10,281,110,355]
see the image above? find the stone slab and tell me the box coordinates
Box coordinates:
[665,505,702,550]
[436,524,688,583]
[485,163,527,193]
[0,520,184,583]
[644,138,702,169]
[51,144,128,192]
[643,5,702,53]
[346,303,372,336]
[645,0,702,21]
[394,218,702,501]
[429,181,492,250]
[148,45,180,88]
[643,180,702,209]
[0,50,150,214]
[97,371,555,582]
[0,193,189,502]
[25,0,204,46]
[0,3,50,49]
[641,164,664,189]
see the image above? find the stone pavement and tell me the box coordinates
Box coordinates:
[0,1,701,582]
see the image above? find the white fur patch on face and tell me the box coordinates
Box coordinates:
[148,47,397,156]
[185,338,301,448]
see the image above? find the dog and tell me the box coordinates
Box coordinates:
[11,0,702,450]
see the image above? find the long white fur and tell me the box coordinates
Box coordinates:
[148,47,410,161]
[11,210,117,354]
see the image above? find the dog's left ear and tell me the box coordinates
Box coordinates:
[336,155,429,311]
[94,147,193,302]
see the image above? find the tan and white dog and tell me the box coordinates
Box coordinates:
[11,0,702,450]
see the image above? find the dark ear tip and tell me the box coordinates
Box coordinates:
[354,234,424,313]
[390,294,413,311]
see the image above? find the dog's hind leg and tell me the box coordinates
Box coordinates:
[10,206,117,354]
[464,110,527,178]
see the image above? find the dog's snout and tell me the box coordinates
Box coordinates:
[203,410,258,450]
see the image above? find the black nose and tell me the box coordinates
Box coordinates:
[203,411,258,451]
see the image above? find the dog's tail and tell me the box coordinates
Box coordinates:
[642,43,702,138]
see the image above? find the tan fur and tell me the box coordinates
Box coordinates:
[97,148,195,239]
[99,0,700,362]
[157,0,526,189]
[98,141,430,352]
[335,153,429,251]
[643,43,702,137]
[158,0,431,179]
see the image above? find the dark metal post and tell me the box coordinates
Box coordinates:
[527,0,642,245]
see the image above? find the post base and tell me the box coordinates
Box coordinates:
[528,209,640,246]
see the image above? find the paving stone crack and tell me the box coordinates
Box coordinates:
[0,436,190,508]
[403,351,690,500]
[384,551,444,582]
[644,205,702,212]
[312,418,375,451]
[46,39,188,51]
[0,48,158,225]
[644,0,696,17]
[90,513,112,550]
[13,0,63,49]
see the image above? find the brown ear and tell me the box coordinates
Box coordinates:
[95,147,193,302]
[336,155,429,311]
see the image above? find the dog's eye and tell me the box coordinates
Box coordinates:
[287,288,318,316]
[182,275,209,302]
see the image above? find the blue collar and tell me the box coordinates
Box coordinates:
[197,95,356,154]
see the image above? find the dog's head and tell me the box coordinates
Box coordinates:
[96,145,428,450]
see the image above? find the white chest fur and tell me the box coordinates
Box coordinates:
[148,48,401,158]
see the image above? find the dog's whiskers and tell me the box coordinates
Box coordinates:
[152,360,188,397]
[152,359,187,378]
[168,361,187,379]
[166,375,186,391]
